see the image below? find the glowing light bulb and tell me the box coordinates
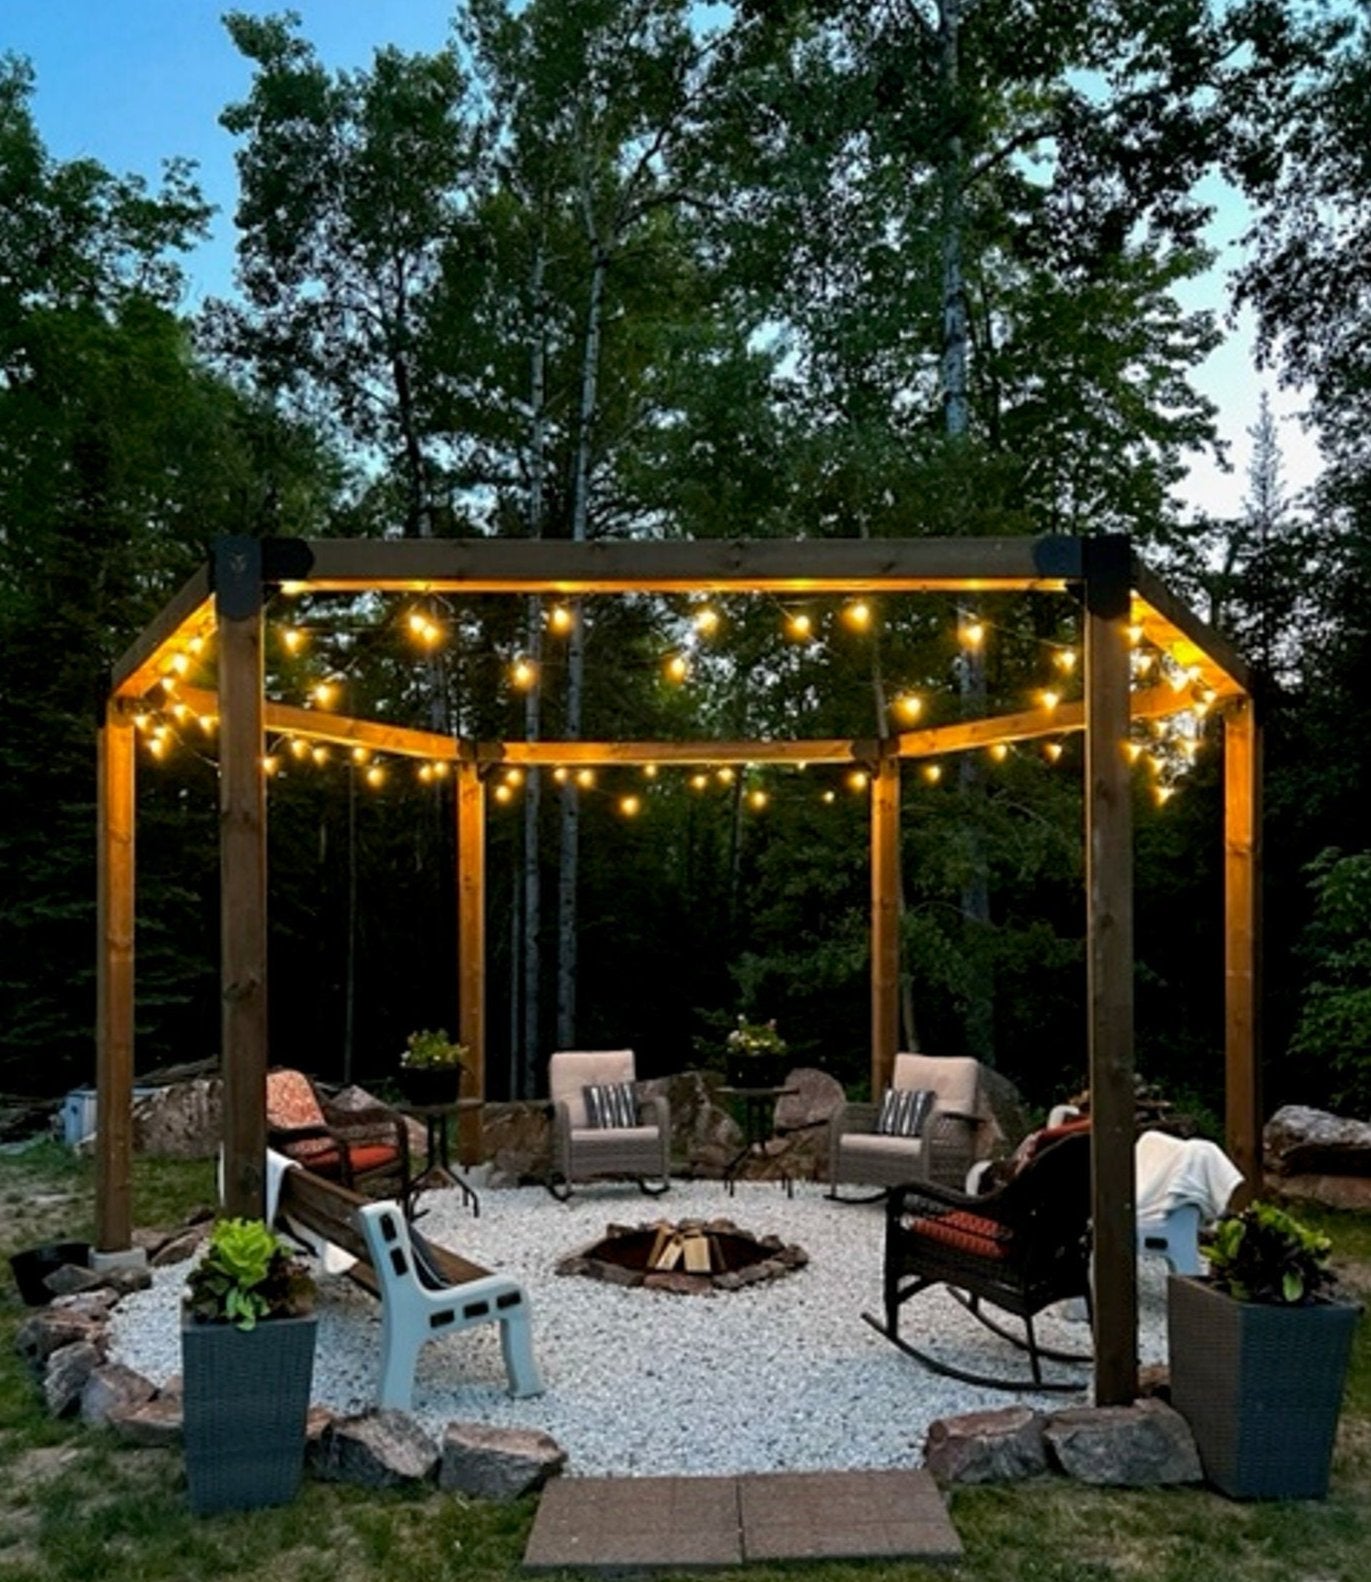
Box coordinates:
[620,795,641,817]
[690,773,709,791]
[169,653,190,677]
[431,762,449,779]
[895,694,923,723]
[692,606,719,636]
[1155,785,1174,806]
[643,764,658,779]
[822,789,836,804]
[352,746,371,765]
[842,600,871,632]
[505,768,525,787]
[511,658,537,690]
[289,738,309,760]
[1044,741,1064,763]
[787,612,813,641]
[417,764,433,784]
[1038,690,1060,711]
[280,581,306,596]
[553,767,569,784]
[1126,742,1145,764]
[148,736,167,760]
[132,713,151,732]
[159,675,177,694]
[494,783,513,804]
[261,755,280,777]
[365,765,386,789]
[717,767,735,785]
[171,703,190,723]
[990,743,1009,762]
[407,611,429,636]
[198,715,216,735]
[548,605,574,635]
[959,619,985,648]
[847,770,869,793]
[311,681,337,708]
[1127,624,1144,646]
[576,768,595,788]
[281,627,306,655]
[665,653,689,684]
[311,746,330,766]
[749,789,769,811]
[187,634,206,657]
[923,763,943,784]
[1054,649,1078,673]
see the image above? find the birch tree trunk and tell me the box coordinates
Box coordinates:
[555,235,608,1049]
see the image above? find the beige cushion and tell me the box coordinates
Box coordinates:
[842,1133,926,1162]
[894,1054,979,1115]
[570,1126,660,1146]
[549,1049,636,1128]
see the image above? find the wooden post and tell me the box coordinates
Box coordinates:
[871,752,901,1095]
[95,704,136,1252]
[1083,536,1137,1406]
[216,539,268,1220]
[457,761,486,1164]
[1224,697,1262,1198]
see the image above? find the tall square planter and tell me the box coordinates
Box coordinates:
[1168,1274,1359,1500]
[182,1312,317,1515]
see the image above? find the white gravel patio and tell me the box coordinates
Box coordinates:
[108,1177,1170,1478]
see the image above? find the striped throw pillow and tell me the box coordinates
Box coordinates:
[583,1081,639,1129]
[876,1086,935,1138]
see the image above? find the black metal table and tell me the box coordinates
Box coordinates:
[403,1097,482,1217]
[719,1085,798,1198]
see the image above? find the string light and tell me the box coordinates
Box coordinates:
[148,736,167,760]
[664,654,689,684]
[749,789,769,811]
[786,611,813,642]
[352,746,371,765]
[548,605,575,635]
[494,783,513,804]
[407,611,443,648]
[365,765,386,789]
[989,743,1009,762]
[690,773,709,791]
[159,675,177,694]
[281,627,307,655]
[822,789,837,804]
[847,769,869,793]
[894,694,923,723]
[418,764,434,784]
[1054,649,1078,673]
[923,764,943,784]
[576,768,595,788]
[620,795,641,817]
[1126,742,1145,764]
[959,618,985,648]
[1155,785,1175,806]
[280,581,306,596]
[1127,623,1145,646]
[717,767,736,785]
[169,653,190,677]
[311,680,338,708]
[198,715,216,735]
[505,768,525,787]
[692,606,719,637]
[511,658,537,689]
[1038,690,1060,711]
[187,635,206,657]
[132,713,151,732]
[171,703,190,723]
[311,745,331,766]
[1043,741,1064,763]
[643,764,658,779]
[842,600,872,632]
[261,754,280,777]
[289,738,310,760]
[553,767,569,784]
[431,762,449,779]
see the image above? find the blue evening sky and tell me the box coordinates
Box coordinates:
[4,0,1318,519]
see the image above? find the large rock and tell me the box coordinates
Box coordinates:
[42,1264,106,1299]
[43,1341,102,1417]
[131,1079,222,1158]
[773,1068,845,1134]
[110,1394,184,1447]
[640,1070,741,1178]
[923,1406,1048,1484]
[79,1363,156,1427]
[1268,1172,1371,1212]
[438,1422,567,1500]
[50,1289,119,1322]
[15,1308,107,1371]
[978,1067,1034,1154]
[1044,1400,1201,1486]
[313,1410,439,1488]
[483,1102,553,1187]
[1265,1106,1371,1178]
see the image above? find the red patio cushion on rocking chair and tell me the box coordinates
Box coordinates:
[905,1208,1012,1260]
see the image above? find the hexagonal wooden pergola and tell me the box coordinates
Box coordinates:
[95,533,1260,1404]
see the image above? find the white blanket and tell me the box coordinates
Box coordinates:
[216,1148,356,1276]
[1135,1130,1242,1223]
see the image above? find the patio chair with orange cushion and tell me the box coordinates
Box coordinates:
[862,1128,1093,1390]
[266,1068,412,1204]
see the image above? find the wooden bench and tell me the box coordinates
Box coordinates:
[275,1167,544,1410]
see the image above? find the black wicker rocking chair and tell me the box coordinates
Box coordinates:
[862,1129,1094,1390]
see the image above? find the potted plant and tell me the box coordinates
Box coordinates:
[724,1016,789,1089]
[182,1217,316,1515]
[1168,1199,1361,1499]
[397,1027,469,1106]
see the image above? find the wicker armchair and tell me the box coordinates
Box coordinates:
[546,1049,671,1201]
[828,1054,988,1199]
[266,1068,411,1203]
[863,1129,1093,1390]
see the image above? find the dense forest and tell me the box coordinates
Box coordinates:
[3,0,1370,1124]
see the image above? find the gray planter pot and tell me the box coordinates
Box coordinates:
[182,1312,317,1515]
[1168,1274,1359,1499]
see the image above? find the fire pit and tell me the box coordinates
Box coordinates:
[556,1218,807,1295]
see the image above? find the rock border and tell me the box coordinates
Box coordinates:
[555,1216,808,1295]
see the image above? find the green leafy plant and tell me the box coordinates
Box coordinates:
[1202,1201,1337,1305]
[726,1016,788,1059]
[399,1028,470,1071]
[185,1217,314,1331]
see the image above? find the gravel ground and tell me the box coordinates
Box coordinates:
[109,1178,1169,1477]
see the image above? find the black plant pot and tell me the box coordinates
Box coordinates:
[397,1065,463,1108]
[1168,1274,1360,1499]
[9,1241,92,1306]
[725,1053,787,1090]
[182,1312,317,1515]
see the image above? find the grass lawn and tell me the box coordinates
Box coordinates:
[1,1141,1368,1582]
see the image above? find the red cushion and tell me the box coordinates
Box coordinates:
[1016,1116,1091,1167]
[906,1209,1011,1260]
[294,1143,400,1177]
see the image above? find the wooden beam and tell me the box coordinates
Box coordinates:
[173,686,460,762]
[216,540,269,1220]
[484,738,878,767]
[95,706,136,1253]
[295,535,1080,594]
[1084,536,1138,1407]
[893,685,1189,759]
[1225,698,1263,1199]
[1131,558,1252,695]
[871,754,901,1095]
[457,761,486,1165]
[110,564,213,698]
